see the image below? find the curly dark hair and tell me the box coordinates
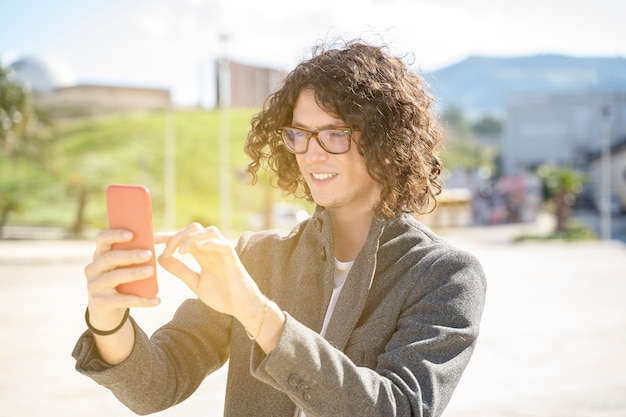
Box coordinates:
[244,39,443,218]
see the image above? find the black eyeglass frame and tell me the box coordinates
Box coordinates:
[278,126,354,155]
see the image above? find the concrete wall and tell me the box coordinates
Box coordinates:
[37,84,171,115]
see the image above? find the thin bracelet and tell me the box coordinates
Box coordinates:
[85,307,130,336]
[246,298,268,341]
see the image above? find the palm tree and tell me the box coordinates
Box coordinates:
[538,164,587,234]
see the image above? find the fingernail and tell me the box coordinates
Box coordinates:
[122,231,133,239]
[140,266,154,275]
[139,250,152,260]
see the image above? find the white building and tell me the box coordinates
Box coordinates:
[502,90,626,174]
[589,137,626,212]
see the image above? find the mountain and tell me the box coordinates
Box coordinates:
[423,54,626,118]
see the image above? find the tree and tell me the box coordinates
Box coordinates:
[537,164,587,234]
[0,62,54,236]
[439,107,498,173]
[0,64,30,153]
[472,116,502,137]
[441,107,473,140]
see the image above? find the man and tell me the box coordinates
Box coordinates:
[74,40,486,417]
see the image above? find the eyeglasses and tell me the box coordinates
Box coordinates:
[279,126,353,154]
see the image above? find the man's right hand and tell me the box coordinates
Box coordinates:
[83,229,160,364]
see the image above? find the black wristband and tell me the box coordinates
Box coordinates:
[85,307,130,336]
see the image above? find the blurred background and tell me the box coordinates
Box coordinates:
[1,0,625,239]
[1,1,625,416]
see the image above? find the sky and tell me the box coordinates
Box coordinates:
[1,0,625,107]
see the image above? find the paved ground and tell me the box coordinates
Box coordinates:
[1,217,625,417]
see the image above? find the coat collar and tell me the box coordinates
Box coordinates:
[312,207,387,350]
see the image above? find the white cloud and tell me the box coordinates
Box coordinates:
[136,6,171,39]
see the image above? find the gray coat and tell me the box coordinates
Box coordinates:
[73,208,486,417]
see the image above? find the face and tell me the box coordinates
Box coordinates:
[292,89,382,216]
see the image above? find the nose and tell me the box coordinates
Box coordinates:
[303,134,328,162]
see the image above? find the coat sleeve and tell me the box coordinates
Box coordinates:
[72,299,232,415]
[249,249,486,417]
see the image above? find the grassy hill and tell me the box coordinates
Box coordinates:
[7,108,309,236]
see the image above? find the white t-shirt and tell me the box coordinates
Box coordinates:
[298,258,354,417]
[319,258,354,336]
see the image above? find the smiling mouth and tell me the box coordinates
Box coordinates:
[311,173,336,180]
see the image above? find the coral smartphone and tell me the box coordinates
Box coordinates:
[105,184,158,297]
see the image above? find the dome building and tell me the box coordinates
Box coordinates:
[8,54,285,115]
[10,55,76,94]
[9,55,171,116]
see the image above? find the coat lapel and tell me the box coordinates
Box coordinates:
[323,216,386,351]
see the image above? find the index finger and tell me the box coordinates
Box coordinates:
[160,223,205,257]
[154,232,175,245]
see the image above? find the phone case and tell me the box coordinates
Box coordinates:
[106,184,158,297]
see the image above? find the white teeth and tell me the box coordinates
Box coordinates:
[311,173,336,180]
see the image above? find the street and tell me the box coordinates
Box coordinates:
[1,219,625,417]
